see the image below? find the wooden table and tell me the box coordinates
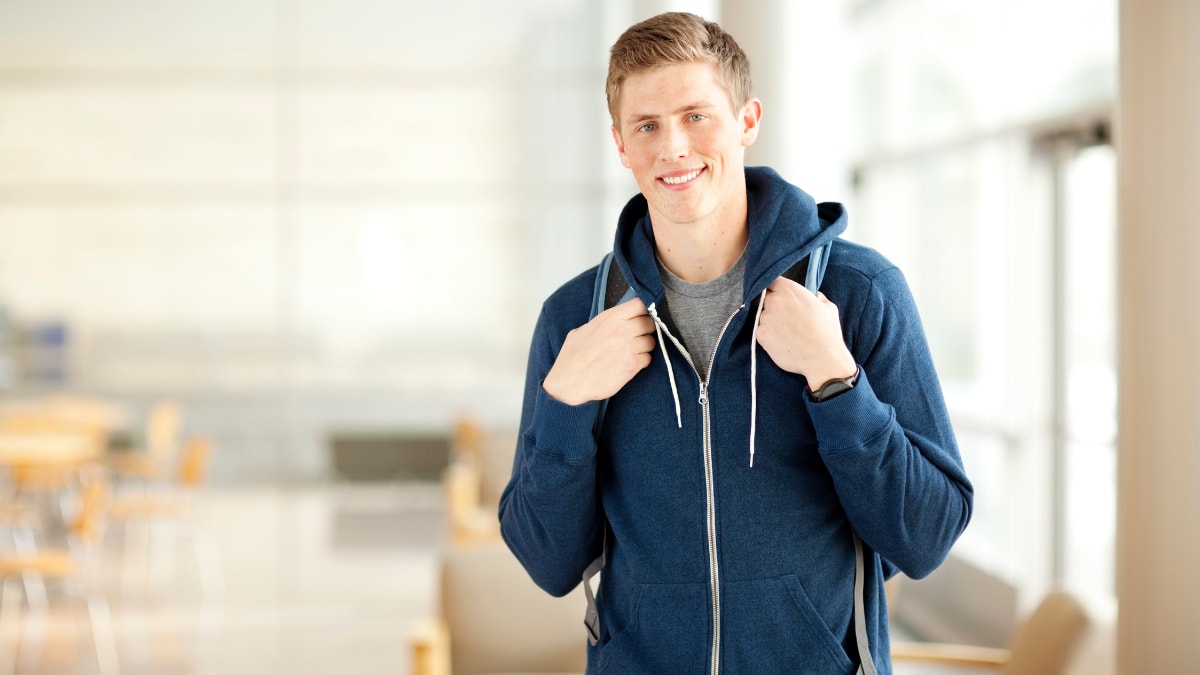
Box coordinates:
[0,429,103,473]
[0,395,131,435]
[0,431,103,466]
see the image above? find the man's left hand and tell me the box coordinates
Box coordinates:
[754,276,857,392]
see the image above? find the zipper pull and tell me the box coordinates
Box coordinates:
[698,382,708,406]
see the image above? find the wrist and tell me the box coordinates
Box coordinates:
[542,374,590,407]
[808,365,860,402]
[807,359,859,394]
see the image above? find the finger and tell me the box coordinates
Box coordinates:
[631,334,657,354]
[767,276,800,292]
[628,316,657,336]
[607,296,648,319]
[633,352,652,371]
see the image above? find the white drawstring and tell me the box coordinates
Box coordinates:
[648,303,683,428]
[748,288,768,467]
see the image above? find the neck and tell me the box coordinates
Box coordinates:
[653,221,748,283]
[652,201,749,284]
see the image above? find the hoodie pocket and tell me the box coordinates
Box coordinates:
[720,575,857,674]
[597,582,710,675]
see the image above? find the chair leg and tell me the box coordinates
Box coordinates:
[119,519,144,599]
[15,592,45,675]
[191,528,225,605]
[0,578,19,675]
[11,529,48,612]
[86,592,121,675]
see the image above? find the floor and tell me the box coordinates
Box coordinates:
[0,481,991,675]
[0,482,443,675]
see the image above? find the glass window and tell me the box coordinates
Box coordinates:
[1061,144,1117,591]
[849,0,1117,599]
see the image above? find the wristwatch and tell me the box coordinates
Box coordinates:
[808,367,859,403]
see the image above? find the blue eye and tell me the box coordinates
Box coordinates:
[689,114,705,122]
[638,123,656,133]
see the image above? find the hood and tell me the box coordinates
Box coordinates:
[606,166,848,466]
[610,165,847,307]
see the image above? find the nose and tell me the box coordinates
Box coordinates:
[659,124,688,162]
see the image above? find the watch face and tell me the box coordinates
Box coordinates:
[815,379,854,402]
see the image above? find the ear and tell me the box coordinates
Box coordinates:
[611,125,631,168]
[740,98,763,147]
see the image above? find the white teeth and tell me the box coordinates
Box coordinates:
[662,169,700,185]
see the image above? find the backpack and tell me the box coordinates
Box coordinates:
[589,241,832,321]
[579,241,878,674]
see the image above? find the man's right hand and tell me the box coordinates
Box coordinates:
[542,298,657,406]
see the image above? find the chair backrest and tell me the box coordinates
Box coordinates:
[176,436,211,488]
[146,400,184,460]
[441,545,586,675]
[452,416,484,464]
[448,416,517,513]
[69,472,110,542]
[1002,589,1091,675]
[478,430,517,511]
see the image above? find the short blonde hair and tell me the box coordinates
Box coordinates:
[606,12,752,125]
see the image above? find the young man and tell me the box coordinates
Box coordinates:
[499,12,972,674]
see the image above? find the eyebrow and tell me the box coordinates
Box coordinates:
[624,100,718,128]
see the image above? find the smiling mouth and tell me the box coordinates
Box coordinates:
[660,168,703,186]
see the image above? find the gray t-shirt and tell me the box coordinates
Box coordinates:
[658,250,747,380]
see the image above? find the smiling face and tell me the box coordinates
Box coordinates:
[612,61,761,234]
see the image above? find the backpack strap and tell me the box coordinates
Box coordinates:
[583,252,625,646]
[854,532,878,675]
[582,536,606,645]
[781,240,833,294]
[806,241,832,292]
[590,252,616,320]
[597,241,830,315]
[591,251,635,321]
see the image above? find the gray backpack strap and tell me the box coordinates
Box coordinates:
[811,239,875,674]
[591,252,616,320]
[582,532,606,646]
[591,253,633,440]
[583,252,627,646]
[808,238,872,673]
[854,532,877,675]
[781,240,834,294]
[806,241,832,292]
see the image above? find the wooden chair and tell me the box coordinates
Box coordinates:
[0,470,120,675]
[891,588,1093,674]
[106,435,223,602]
[443,416,515,547]
[1,414,109,495]
[108,435,211,519]
[411,415,583,675]
[106,400,183,484]
[410,543,586,675]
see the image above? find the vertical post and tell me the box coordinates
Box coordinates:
[720,0,850,199]
[1117,0,1200,671]
[1048,137,1072,586]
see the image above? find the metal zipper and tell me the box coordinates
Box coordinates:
[702,308,742,675]
[652,304,743,675]
[698,380,720,674]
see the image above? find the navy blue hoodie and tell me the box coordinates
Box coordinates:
[500,167,973,674]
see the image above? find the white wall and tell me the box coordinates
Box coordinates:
[0,0,623,482]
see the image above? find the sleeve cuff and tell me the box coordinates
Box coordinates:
[806,369,893,453]
[529,383,602,462]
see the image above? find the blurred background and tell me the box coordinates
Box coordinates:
[1,0,1190,673]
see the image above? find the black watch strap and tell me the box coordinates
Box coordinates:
[809,367,859,403]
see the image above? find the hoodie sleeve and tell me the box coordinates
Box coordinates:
[498,302,606,597]
[807,265,973,579]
